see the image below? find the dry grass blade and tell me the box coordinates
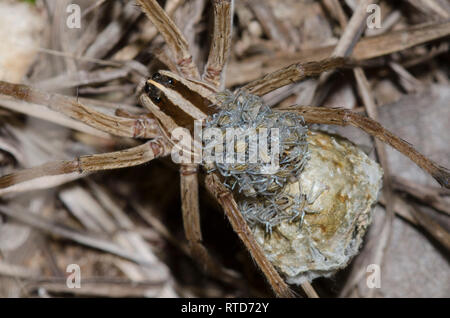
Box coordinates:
[0,98,109,138]
[0,205,155,266]
[408,204,450,251]
[227,20,450,87]
[379,195,450,250]
[392,177,450,216]
[322,0,348,29]
[0,261,40,279]
[353,59,394,298]
[22,279,167,298]
[245,0,291,49]
[406,0,450,19]
[332,0,374,57]
[82,1,142,66]
[36,68,130,90]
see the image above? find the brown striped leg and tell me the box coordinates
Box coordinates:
[180,164,240,285]
[137,0,200,79]
[202,0,234,89]
[205,172,295,298]
[283,106,450,188]
[0,80,160,139]
[0,140,169,194]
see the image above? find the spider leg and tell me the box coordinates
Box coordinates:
[180,164,240,285]
[242,58,346,96]
[286,106,450,189]
[205,172,295,298]
[202,0,234,89]
[0,81,160,139]
[137,0,200,79]
[0,140,169,195]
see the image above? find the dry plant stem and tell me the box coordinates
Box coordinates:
[180,164,238,284]
[227,21,450,87]
[310,0,373,106]
[137,0,200,78]
[205,173,294,298]
[82,1,141,68]
[202,0,234,88]
[22,279,168,298]
[0,140,168,191]
[301,282,319,298]
[132,202,191,257]
[245,0,290,49]
[382,194,450,259]
[379,195,415,224]
[283,106,450,189]
[408,204,450,251]
[0,81,159,139]
[322,0,348,29]
[378,195,450,251]
[24,281,158,298]
[243,58,346,96]
[0,97,109,138]
[332,0,374,57]
[353,66,394,298]
[352,20,450,59]
[0,206,155,266]
[406,0,450,19]
[0,261,40,280]
[392,177,450,216]
[82,0,108,18]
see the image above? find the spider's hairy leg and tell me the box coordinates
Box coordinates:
[205,172,295,298]
[202,0,234,89]
[136,0,200,79]
[180,164,240,284]
[0,81,160,139]
[243,58,347,96]
[0,140,169,194]
[288,106,450,189]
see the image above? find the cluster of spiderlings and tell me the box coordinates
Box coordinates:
[204,90,311,232]
[239,193,309,234]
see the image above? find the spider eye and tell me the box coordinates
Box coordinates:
[144,82,151,94]
[150,93,162,104]
[152,72,162,81]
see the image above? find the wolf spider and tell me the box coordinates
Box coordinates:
[0,0,448,297]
